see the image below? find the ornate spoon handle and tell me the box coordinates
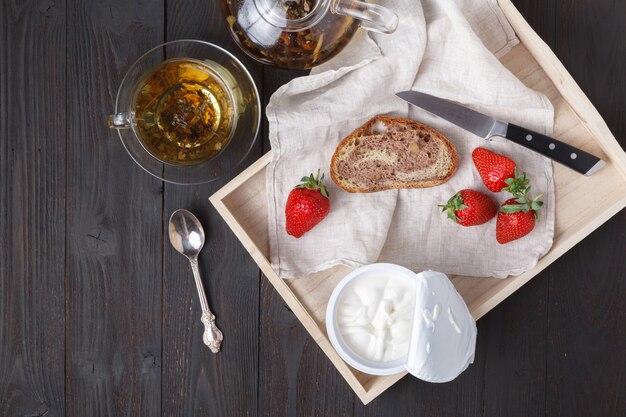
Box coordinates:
[189,257,223,353]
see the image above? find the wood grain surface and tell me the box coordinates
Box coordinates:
[0,0,624,416]
[64,0,164,416]
[0,1,66,416]
[546,2,626,415]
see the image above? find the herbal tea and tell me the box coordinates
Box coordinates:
[222,0,360,69]
[133,58,235,165]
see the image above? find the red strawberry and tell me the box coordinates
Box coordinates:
[439,189,497,226]
[285,170,330,238]
[472,147,520,193]
[496,195,543,244]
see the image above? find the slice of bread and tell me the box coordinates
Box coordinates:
[330,116,458,192]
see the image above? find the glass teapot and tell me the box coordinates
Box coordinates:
[221,0,398,69]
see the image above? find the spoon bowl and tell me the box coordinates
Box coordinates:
[169,209,206,259]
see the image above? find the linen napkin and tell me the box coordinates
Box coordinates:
[266,0,555,279]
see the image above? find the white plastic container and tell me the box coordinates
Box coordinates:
[326,263,477,382]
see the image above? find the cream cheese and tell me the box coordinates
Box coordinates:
[335,273,415,363]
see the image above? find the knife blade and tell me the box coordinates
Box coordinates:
[396,90,605,176]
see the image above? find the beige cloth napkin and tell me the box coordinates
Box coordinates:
[266,0,555,279]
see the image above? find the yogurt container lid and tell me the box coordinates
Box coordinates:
[405,270,477,382]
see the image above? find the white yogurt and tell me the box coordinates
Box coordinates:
[335,273,415,363]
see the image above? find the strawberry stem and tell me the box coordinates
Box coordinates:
[502,169,531,198]
[295,169,330,199]
[500,192,544,218]
[439,193,468,223]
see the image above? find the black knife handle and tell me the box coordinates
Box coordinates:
[505,123,603,175]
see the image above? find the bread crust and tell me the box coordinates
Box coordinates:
[330,115,458,193]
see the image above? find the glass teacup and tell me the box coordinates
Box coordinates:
[108,40,260,184]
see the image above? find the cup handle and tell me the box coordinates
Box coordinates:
[108,112,132,129]
[331,0,398,34]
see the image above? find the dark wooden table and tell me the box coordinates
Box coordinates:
[1,0,625,416]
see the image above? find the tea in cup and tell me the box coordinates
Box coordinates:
[108,40,260,184]
[110,57,238,165]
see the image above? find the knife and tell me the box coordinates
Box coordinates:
[396,90,605,176]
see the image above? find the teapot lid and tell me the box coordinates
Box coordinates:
[254,0,328,31]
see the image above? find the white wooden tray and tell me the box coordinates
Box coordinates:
[210,0,626,404]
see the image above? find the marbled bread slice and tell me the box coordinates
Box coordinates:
[330,116,458,192]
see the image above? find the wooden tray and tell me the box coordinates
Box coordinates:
[210,0,626,404]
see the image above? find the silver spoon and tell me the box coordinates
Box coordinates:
[168,209,223,353]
